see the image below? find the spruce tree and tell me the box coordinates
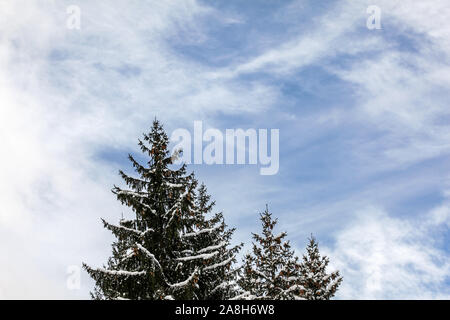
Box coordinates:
[83,119,241,300]
[191,184,242,299]
[238,206,304,300]
[299,236,342,300]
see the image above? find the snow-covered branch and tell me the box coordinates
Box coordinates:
[204,257,233,271]
[94,268,146,277]
[177,251,219,262]
[168,268,199,289]
[182,225,221,238]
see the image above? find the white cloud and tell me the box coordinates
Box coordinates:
[325,206,450,299]
[209,1,376,79]
[0,0,270,298]
[215,0,450,172]
[429,205,450,228]
[1,0,449,299]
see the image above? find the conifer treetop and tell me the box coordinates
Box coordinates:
[83,119,242,300]
[299,235,343,300]
[238,206,305,300]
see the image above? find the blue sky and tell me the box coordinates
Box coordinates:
[0,0,449,299]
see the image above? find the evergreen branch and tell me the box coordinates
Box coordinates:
[204,257,233,271]
[168,268,199,290]
[197,241,228,254]
[93,268,146,277]
[182,225,222,238]
[135,243,164,272]
[177,251,219,262]
[102,219,154,237]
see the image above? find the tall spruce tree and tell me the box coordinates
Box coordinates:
[83,119,241,300]
[299,236,342,300]
[238,206,304,300]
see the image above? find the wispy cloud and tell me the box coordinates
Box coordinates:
[324,205,450,299]
[0,0,449,299]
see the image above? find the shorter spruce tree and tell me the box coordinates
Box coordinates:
[299,236,343,300]
[238,206,304,300]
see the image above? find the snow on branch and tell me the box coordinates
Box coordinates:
[164,182,184,188]
[103,220,153,237]
[177,251,219,262]
[95,268,146,277]
[204,257,233,271]
[326,276,343,292]
[182,225,221,238]
[116,189,147,198]
[121,248,135,262]
[197,241,227,254]
[230,292,259,300]
[281,284,306,296]
[252,269,274,283]
[136,243,163,272]
[210,280,235,295]
[273,232,287,240]
[169,268,199,289]
[115,190,156,214]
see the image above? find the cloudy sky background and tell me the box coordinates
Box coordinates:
[1,0,449,299]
